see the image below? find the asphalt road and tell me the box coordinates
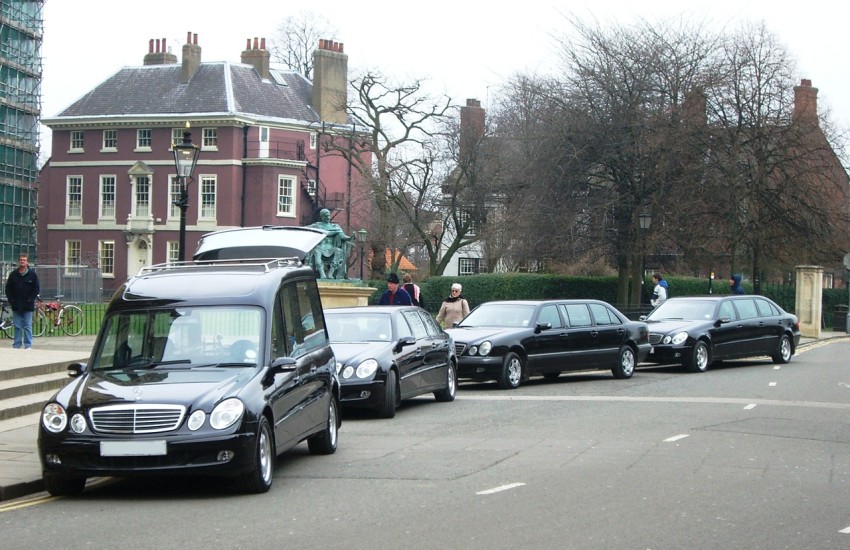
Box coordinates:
[2,339,849,549]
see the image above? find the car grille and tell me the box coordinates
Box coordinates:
[454,343,467,356]
[649,334,664,345]
[89,404,186,434]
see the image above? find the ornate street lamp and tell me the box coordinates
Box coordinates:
[639,210,652,305]
[355,228,368,280]
[172,122,201,261]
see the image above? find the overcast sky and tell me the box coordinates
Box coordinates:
[40,0,850,153]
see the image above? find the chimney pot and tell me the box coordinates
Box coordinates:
[246,38,251,49]
[193,33,198,45]
[149,39,154,53]
[261,38,266,49]
[253,37,259,49]
[186,31,192,44]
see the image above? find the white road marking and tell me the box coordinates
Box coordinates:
[744,404,757,410]
[774,366,781,370]
[664,434,689,442]
[839,526,850,534]
[769,382,777,387]
[477,482,526,495]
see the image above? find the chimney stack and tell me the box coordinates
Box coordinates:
[460,98,485,162]
[793,78,819,127]
[181,31,202,83]
[241,36,270,80]
[312,38,348,124]
[143,37,177,65]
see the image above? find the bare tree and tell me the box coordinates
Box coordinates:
[269,11,337,79]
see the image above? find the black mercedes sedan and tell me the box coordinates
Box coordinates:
[445,300,651,389]
[325,306,457,418]
[642,295,801,372]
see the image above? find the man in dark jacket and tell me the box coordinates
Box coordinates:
[379,273,412,305]
[729,274,745,295]
[5,253,40,349]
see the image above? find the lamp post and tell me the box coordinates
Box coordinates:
[172,123,201,262]
[355,228,368,280]
[639,210,652,304]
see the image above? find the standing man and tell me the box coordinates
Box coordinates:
[651,272,668,307]
[5,253,40,349]
[379,273,412,305]
[729,274,745,294]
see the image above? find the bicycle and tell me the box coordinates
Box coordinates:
[34,295,85,337]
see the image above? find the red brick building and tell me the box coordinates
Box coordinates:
[38,33,369,294]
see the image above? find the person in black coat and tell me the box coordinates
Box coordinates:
[5,253,40,349]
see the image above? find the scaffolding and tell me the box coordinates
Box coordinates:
[0,0,43,264]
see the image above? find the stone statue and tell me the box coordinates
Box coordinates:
[307,208,353,279]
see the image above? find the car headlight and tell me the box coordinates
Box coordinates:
[468,345,478,356]
[70,413,87,434]
[210,398,244,430]
[42,403,68,433]
[341,365,355,379]
[669,331,689,345]
[478,341,492,356]
[187,410,206,431]
[356,359,379,379]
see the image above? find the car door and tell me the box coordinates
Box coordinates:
[394,311,425,397]
[559,303,597,371]
[755,298,783,354]
[587,302,626,368]
[711,299,743,360]
[415,310,451,391]
[527,304,568,375]
[730,298,765,357]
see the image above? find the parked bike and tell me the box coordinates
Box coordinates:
[34,295,85,337]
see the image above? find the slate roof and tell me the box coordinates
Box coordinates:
[48,62,321,124]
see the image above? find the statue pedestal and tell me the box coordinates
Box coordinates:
[318,280,377,308]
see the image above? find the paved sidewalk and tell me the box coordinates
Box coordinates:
[0,333,847,501]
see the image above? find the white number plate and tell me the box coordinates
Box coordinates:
[100,440,167,457]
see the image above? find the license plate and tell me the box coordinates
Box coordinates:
[100,440,167,457]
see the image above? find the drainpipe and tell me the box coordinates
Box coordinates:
[241,126,248,227]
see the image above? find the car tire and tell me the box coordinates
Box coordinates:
[376,369,398,418]
[44,475,86,497]
[686,341,710,373]
[434,361,457,402]
[308,395,339,455]
[237,416,274,494]
[772,334,793,364]
[497,352,523,389]
[612,345,636,379]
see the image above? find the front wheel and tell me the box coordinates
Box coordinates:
[498,352,523,389]
[236,416,274,494]
[376,370,399,418]
[433,362,457,402]
[59,305,84,336]
[772,334,793,364]
[33,309,48,337]
[44,475,86,497]
[685,341,710,373]
[308,395,339,455]
[612,345,636,379]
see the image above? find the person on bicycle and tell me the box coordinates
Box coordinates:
[5,253,40,349]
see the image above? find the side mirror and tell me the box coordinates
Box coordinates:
[715,317,732,326]
[534,322,552,334]
[394,336,416,353]
[269,356,297,375]
[67,362,86,377]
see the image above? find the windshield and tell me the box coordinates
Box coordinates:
[459,304,536,328]
[325,313,393,342]
[92,306,262,371]
[646,300,716,322]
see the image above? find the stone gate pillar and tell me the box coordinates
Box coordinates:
[795,265,823,338]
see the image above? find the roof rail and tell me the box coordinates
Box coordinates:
[137,257,303,276]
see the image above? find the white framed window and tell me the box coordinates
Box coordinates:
[70,130,84,151]
[199,175,216,220]
[459,209,478,236]
[99,241,115,277]
[277,176,296,217]
[309,131,317,150]
[136,129,152,150]
[66,176,82,219]
[133,175,151,217]
[171,128,183,147]
[169,175,181,219]
[102,129,117,151]
[65,240,82,276]
[99,175,116,219]
[167,241,179,264]
[459,257,485,276]
[202,128,217,149]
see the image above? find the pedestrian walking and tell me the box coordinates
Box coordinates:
[402,274,424,308]
[436,283,470,328]
[5,253,40,349]
[729,274,745,294]
[378,273,413,305]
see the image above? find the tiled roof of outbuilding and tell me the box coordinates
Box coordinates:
[51,62,320,124]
